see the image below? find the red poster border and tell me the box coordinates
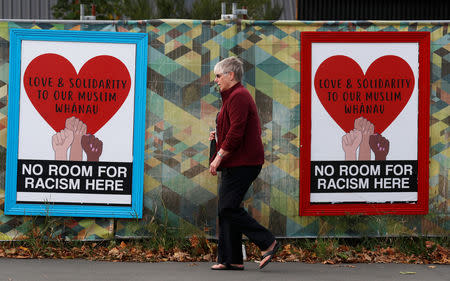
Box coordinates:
[299,32,430,216]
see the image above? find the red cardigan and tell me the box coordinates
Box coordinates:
[216,82,265,168]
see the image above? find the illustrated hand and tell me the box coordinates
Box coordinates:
[52,128,74,160]
[66,116,87,138]
[209,130,216,141]
[342,129,362,160]
[81,134,103,162]
[354,117,374,160]
[65,116,87,161]
[369,134,390,160]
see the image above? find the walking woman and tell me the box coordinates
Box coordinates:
[209,57,279,270]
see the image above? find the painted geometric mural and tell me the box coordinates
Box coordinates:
[0,20,447,240]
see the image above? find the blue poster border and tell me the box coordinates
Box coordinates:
[5,29,148,218]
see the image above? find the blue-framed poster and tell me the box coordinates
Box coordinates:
[5,29,148,218]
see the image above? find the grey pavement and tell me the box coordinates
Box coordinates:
[0,258,448,281]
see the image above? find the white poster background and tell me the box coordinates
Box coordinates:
[310,43,419,161]
[18,40,136,162]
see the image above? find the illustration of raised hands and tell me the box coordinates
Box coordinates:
[354,117,374,160]
[81,134,103,162]
[65,116,87,161]
[342,129,362,161]
[52,128,74,160]
[369,134,390,160]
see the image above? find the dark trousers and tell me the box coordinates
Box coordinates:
[217,165,275,265]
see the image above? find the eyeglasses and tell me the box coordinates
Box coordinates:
[215,72,229,79]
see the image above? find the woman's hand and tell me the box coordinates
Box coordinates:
[209,155,221,176]
[210,149,228,176]
[209,130,216,141]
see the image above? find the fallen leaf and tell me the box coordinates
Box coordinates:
[5,248,16,255]
[400,272,416,275]
[285,254,298,262]
[19,246,29,252]
[108,247,120,256]
[172,251,189,261]
[145,251,154,258]
[119,241,127,249]
[428,266,436,269]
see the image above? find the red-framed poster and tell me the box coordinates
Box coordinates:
[300,32,430,216]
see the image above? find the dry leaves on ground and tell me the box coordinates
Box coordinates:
[0,237,448,264]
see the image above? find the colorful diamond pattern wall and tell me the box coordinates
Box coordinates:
[0,20,447,240]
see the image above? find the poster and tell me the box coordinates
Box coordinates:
[300,32,430,216]
[5,29,148,218]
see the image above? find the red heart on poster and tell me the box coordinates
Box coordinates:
[24,53,131,134]
[314,55,414,134]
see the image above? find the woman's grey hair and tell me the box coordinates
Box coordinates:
[214,57,244,82]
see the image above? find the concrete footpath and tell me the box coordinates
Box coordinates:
[0,259,448,281]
